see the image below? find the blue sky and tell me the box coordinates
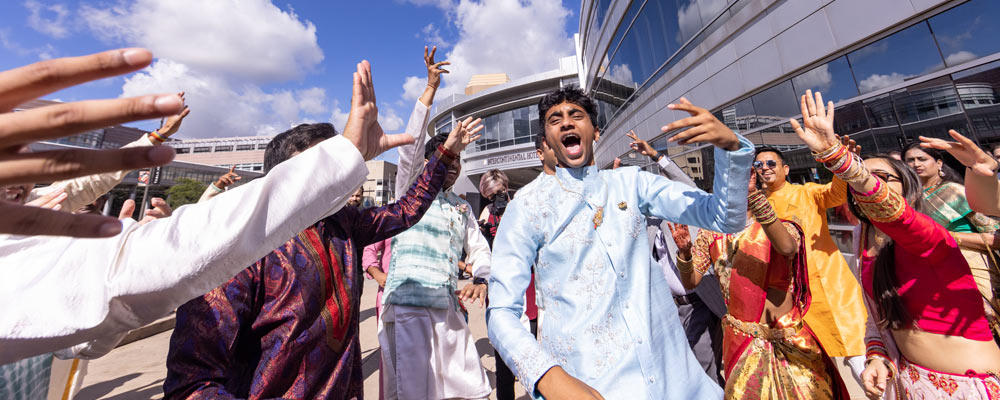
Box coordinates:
[0,0,581,162]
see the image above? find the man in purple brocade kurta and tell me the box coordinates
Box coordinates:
[163,58,477,397]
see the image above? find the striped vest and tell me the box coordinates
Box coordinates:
[384,191,469,310]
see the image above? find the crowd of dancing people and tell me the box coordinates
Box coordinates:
[4,43,1000,400]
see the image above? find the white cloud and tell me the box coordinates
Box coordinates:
[945,50,977,67]
[858,72,908,93]
[380,104,405,132]
[792,64,832,92]
[427,0,575,98]
[296,87,327,115]
[78,0,333,139]
[608,64,634,86]
[80,0,323,82]
[121,60,330,138]
[402,76,426,102]
[419,23,449,48]
[330,100,350,132]
[25,1,70,39]
[676,1,704,46]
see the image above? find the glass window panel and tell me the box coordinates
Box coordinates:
[717,97,755,133]
[953,60,1000,141]
[791,56,859,104]
[834,101,871,136]
[928,0,1000,68]
[675,0,704,46]
[861,94,906,153]
[499,110,514,147]
[697,0,728,23]
[891,76,971,141]
[593,0,614,31]
[848,22,945,94]
[751,80,799,120]
[607,0,644,61]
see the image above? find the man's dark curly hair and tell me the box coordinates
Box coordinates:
[537,86,599,131]
[425,131,450,160]
[264,123,336,174]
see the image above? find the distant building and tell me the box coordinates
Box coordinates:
[16,99,261,214]
[166,136,272,173]
[428,55,582,212]
[16,99,148,149]
[465,73,510,95]
[363,160,398,206]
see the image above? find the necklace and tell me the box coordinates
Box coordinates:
[554,172,607,229]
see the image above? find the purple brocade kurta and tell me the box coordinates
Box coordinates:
[163,150,451,400]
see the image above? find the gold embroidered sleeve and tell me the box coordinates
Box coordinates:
[854,179,906,223]
[691,230,716,275]
[780,221,802,251]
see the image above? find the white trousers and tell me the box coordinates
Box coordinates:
[379,305,490,400]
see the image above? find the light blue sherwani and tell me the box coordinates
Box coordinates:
[486,135,753,400]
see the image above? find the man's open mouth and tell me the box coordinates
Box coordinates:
[561,133,582,158]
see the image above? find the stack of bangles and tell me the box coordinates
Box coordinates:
[813,143,868,185]
[747,191,776,225]
[865,340,896,378]
[149,129,167,143]
[675,251,694,274]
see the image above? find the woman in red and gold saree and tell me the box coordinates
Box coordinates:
[675,173,848,400]
[793,90,1000,400]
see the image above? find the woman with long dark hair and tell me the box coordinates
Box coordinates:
[793,91,1000,400]
[903,142,1000,341]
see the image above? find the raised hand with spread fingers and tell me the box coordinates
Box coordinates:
[789,89,838,153]
[443,117,484,155]
[341,61,415,161]
[664,98,740,151]
[0,48,183,238]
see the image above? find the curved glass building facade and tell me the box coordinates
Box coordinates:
[580,0,1000,256]
[582,0,1000,185]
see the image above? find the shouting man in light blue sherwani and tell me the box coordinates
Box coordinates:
[486,87,754,400]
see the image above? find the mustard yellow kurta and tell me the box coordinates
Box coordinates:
[766,178,866,357]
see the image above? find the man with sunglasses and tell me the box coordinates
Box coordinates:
[754,146,867,369]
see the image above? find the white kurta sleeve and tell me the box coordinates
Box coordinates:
[0,135,368,363]
[394,101,432,199]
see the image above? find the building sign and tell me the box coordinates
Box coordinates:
[484,151,537,167]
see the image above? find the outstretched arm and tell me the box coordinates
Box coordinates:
[921,130,1000,216]
[27,100,191,213]
[641,99,754,233]
[396,46,451,195]
[793,90,955,262]
[352,118,483,247]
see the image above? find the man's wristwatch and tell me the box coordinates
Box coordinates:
[473,277,488,286]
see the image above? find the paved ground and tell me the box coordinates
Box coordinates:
[76,277,863,399]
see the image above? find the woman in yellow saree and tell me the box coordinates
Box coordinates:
[674,172,848,400]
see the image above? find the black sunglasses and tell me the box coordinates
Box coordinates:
[753,160,779,170]
[871,170,901,183]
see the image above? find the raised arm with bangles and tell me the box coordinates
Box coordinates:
[793,90,1000,400]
